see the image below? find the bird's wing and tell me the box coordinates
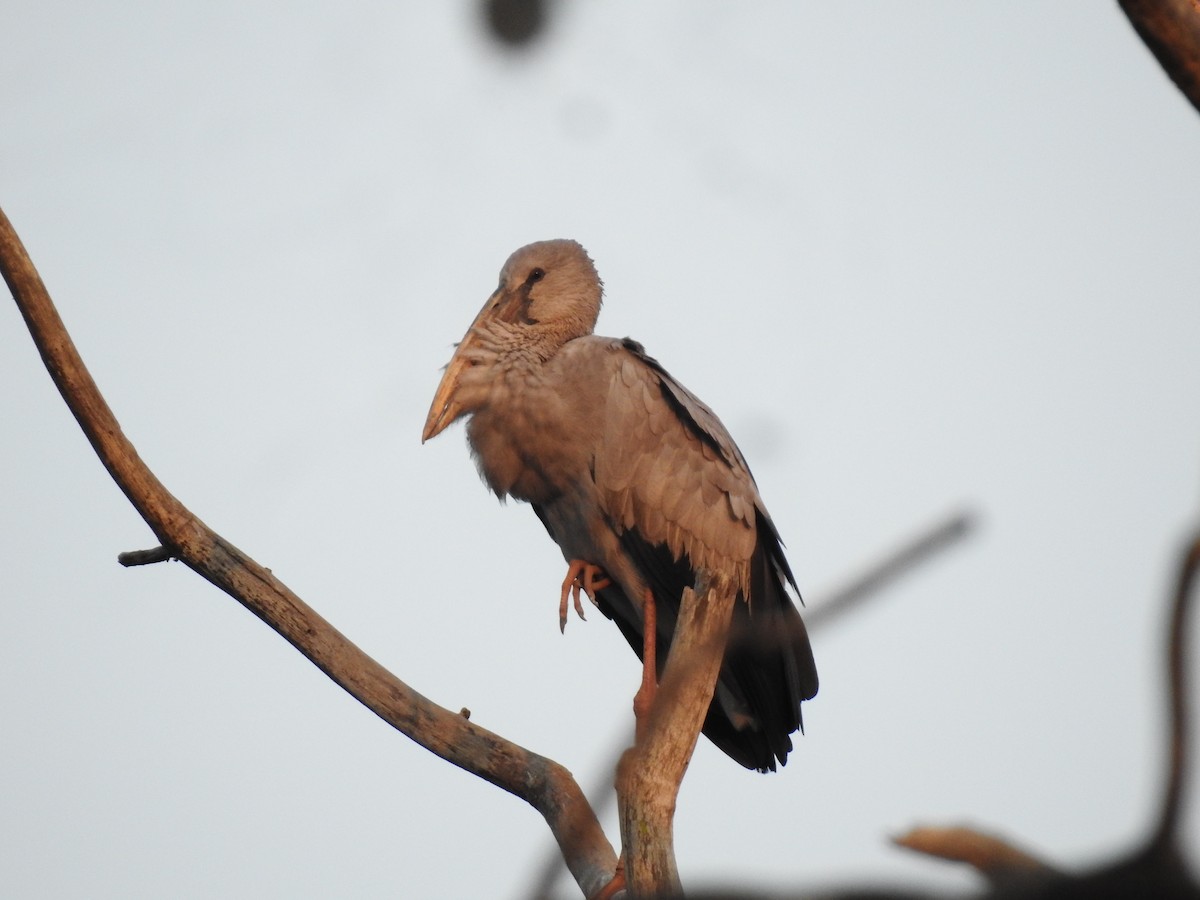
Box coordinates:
[577,338,815,771]
[592,338,770,594]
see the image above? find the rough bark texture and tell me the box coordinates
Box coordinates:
[616,579,736,898]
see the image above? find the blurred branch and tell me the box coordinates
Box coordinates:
[893,825,1056,886]
[892,518,1200,899]
[0,205,618,899]
[1119,0,1200,116]
[1150,526,1199,852]
[804,510,975,630]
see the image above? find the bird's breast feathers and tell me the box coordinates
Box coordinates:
[464,338,608,502]
[466,336,760,584]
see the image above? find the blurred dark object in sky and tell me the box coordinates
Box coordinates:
[482,0,548,49]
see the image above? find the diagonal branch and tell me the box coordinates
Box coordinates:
[0,205,617,899]
[803,509,975,631]
[1119,0,1200,117]
[892,824,1058,886]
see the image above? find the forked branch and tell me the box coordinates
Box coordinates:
[0,206,617,899]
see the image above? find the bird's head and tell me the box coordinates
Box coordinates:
[422,239,603,442]
[494,239,603,335]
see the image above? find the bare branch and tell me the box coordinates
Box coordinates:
[1149,526,1200,853]
[892,517,1200,897]
[528,726,634,900]
[0,205,617,899]
[1120,0,1200,116]
[893,825,1057,885]
[804,510,975,630]
[615,577,736,898]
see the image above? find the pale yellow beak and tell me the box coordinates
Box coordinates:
[421,333,478,443]
[422,287,519,443]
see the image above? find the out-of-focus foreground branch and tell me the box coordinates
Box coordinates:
[893,522,1200,899]
[1155,527,1199,853]
[0,206,618,899]
[1120,0,1200,116]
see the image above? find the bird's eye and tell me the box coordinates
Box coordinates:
[527,267,545,284]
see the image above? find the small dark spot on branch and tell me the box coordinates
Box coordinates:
[118,546,176,567]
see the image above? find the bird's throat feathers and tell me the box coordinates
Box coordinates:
[462,339,605,504]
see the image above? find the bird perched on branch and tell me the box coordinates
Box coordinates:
[423,239,817,772]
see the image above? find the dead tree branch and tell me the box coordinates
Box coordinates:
[1120,0,1200,116]
[892,519,1200,898]
[893,825,1058,887]
[615,578,736,898]
[1151,526,1199,853]
[0,205,617,899]
[804,510,975,631]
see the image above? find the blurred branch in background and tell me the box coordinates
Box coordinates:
[804,511,975,631]
[891,523,1200,899]
[641,522,1199,900]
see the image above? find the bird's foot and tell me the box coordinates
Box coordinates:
[558,560,612,632]
[591,857,626,900]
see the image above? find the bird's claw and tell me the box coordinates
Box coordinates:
[558,588,575,633]
[559,560,612,632]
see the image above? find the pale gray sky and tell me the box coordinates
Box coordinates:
[3,3,1199,898]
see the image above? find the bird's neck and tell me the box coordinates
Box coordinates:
[474,319,575,367]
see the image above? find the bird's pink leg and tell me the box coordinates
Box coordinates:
[558,560,612,633]
[633,588,658,740]
[592,857,626,900]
